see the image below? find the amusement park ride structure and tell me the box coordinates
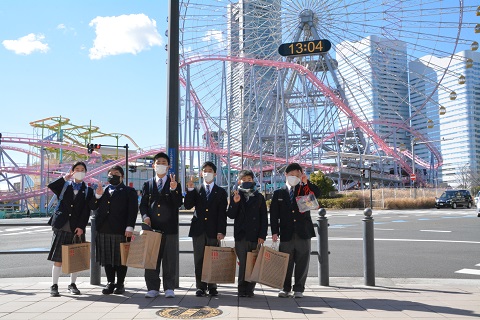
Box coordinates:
[1,1,478,213]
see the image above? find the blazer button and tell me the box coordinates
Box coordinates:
[291,210,295,213]
[294,219,296,222]
[206,209,209,212]
[158,205,161,207]
[108,201,110,204]
[71,205,74,207]
[157,214,161,216]
[204,218,208,221]
[69,214,72,216]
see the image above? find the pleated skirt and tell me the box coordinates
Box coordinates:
[95,233,125,267]
[47,229,85,262]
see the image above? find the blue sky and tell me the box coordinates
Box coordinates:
[0,1,169,152]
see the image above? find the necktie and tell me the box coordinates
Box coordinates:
[72,182,82,191]
[206,184,211,199]
[158,179,163,192]
[289,187,295,204]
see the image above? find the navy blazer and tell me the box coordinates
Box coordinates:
[90,183,138,235]
[270,181,321,241]
[185,184,228,238]
[139,177,182,234]
[48,177,93,232]
[227,191,268,242]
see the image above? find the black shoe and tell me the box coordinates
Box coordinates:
[50,284,60,297]
[114,284,125,294]
[246,291,254,298]
[195,289,206,297]
[68,283,81,295]
[238,292,246,297]
[102,282,115,295]
[209,288,218,296]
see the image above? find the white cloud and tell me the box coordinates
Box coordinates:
[202,30,224,44]
[2,33,49,55]
[57,24,66,30]
[88,13,163,60]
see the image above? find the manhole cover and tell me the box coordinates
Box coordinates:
[156,307,223,319]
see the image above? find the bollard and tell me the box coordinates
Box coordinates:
[90,212,101,285]
[317,208,329,286]
[363,208,375,286]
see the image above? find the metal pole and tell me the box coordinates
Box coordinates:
[369,166,372,209]
[90,212,101,285]
[125,144,129,186]
[316,208,329,286]
[363,208,375,286]
[412,140,416,199]
[167,0,180,289]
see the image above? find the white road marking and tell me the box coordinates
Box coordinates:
[330,237,480,244]
[476,264,480,267]
[0,227,52,236]
[420,230,452,233]
[375,228,395,231]
[455,269,480,276]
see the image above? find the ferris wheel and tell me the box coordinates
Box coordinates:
[177,0,478,191]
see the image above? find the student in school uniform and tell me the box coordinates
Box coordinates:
[270,163,320,298]
[140,152,183,299]
[91,165,138,295]
[184,161,228,297]
[227,170,267,297]
[47,161,94,297]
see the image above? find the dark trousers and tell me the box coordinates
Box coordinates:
[279,233,311,293]
[144,233,177,291]
[192,233,218,290]
[104,264,127,285]
[235,238,258,294]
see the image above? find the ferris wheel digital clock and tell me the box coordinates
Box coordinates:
[278,39,331,57]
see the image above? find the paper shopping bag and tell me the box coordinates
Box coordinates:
[126,230,162,269]
[62,241,91,274]
[120,242,131,266]
[245,247,260,282]
[250,246,289,289]
[201,246,236,284]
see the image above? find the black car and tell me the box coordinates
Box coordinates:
[435,189,473,209]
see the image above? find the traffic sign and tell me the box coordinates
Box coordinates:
[410,174,416,181]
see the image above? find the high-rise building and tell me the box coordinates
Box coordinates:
[337,35,411,151]
[410,50,480,187]
[227,0,282,168]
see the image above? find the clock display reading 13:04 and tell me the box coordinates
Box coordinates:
[278,39,331,57]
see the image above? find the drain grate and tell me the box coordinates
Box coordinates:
[156,307,223,319]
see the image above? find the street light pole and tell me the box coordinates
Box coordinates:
[411,139,416,199]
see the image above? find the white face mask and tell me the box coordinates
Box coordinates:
[73,172,85,181]
[286,175,300,187]
[155,164,168,175]
[203,172,214,183]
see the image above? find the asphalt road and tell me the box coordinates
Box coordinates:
[0,208,479,280]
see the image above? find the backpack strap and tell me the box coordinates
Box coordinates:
[55,181,70,211]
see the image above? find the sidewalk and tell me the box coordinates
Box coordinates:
[0,277,479,319]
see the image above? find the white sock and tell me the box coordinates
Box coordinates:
[70,273,77,284]
[52,265,61,285]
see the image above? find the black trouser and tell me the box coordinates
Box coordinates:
[235,238,258,294]
[192,233,218,291]
[144,233,177,291]
[104,264,127,285]
[279,233,311,293]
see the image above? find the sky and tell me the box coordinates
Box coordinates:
[0,1,170,156]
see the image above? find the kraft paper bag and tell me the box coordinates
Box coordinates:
[245,247,260,282]
[126,230,162,269]
[120,242,130,266]
[250,246,289,289]
[201,246,236,284]
[61,241,91,274]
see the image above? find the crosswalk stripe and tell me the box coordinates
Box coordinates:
[455,268,480,275]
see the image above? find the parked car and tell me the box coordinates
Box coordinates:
[477,197,480,217]
[435,189,473,209]
[475,191,480,205]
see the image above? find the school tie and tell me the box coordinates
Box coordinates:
[289,187,295,204]
[206,184,211,199]
[158,179,163,192]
